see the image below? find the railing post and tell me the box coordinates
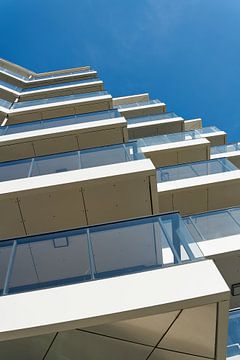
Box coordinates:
[27,158,34,177]
[86,229,96,280]
[158,217,181,264]
[3,240,17,296]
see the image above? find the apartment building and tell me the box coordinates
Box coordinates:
[0,58,238,359]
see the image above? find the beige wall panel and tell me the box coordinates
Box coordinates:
[88,311,180,346]
[184,119,202,131]
[9,111,42,124]
[158,192,173,213]
[74,101,111,115]
[214,254,240,309]
[121,107,164,119]
[158,303,217,358]
[128,121,183,139]
[150,348,210,360]
[0,142,35,162]
[77,128,124,149]
[83,176,153,224]
[178,145,209,163]
[208,181,240,211]
[145,150,178,167]
[0,198,26,240]
[33,135,79,156]
[173,188,208,215]
[228,156,240,169]
[206,134,226,146]
[42,107,75,120]
[46,330,151,360]
[18,188,87,235]
[0,333,56,360]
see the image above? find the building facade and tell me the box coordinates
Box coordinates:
[0,58,238,359]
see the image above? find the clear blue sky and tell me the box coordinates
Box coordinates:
[1,0,240,141]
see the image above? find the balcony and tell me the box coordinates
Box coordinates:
[0,110,128,161]
[113,94,166,118]
[137,130,210,167]
[183,207,240,309]
[0,63,97,88]
[0,212,203,297]
[0,142,158,239]
[211,142,240,168]
[157,158,240,215]
[127,112,184,139]
[0,91,112,124]
[0,77,103,105]
[0,214,229,360]
[197,126,227,145]
[228,309,240,358]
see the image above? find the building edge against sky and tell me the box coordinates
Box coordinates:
[0,57,239,359]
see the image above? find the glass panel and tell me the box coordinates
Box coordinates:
[116,99,161,109]
[211,143,240,155]
[157,159,237,183]
[0,242,12,295]
[196,126,220,134]
[184,208,240,241]
[30,152,80,176]
[8,230,90,294]
[0,98,12,109]
[0,79,21,92]
[127,112,178,125]
[0,212,202,296]
[12,91,108,109]
[0,143,141,182]
[0,110,120,136]
[22,78,99,92]
[228,310,240,358]
[0,66,29,80]
[138,130,199,148]
[32,68,92,80]
[0,158,31,181]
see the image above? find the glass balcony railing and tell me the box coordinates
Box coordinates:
[0,109,120,136]
[116,99,162,109]
[137,130,200,148]
[197,126,221,135]
[0,98,12,109]
[127,111,179,126]
[21,77,99,92]
[0,79,22,92]
[31,67,93,80]
[0,66,29,80]
[211,143,240,155]
[184,207,240,242]
[0,142,144,183]
[0,212,203,296]
[11,91,108,109]
[228,309,240,358]
[157,158,237,183]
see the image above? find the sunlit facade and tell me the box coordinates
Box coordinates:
[0,58,238,359]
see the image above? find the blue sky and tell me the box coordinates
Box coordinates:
[1,0,240,141]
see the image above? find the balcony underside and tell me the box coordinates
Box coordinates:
[0,159,157,240]
[157,170,240,215]
[0,260,229,360]
[0,118,128,162]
